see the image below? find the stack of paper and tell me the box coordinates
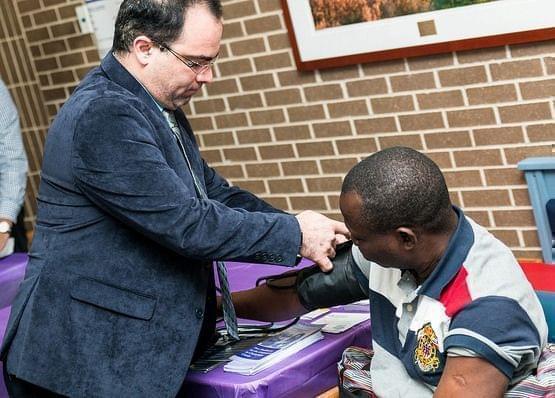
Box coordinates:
[223,323,324,375]
[312,312,368,333]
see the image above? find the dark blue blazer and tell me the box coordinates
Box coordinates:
[1,54,301,397]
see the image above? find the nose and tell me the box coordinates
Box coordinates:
[196,66,214,84]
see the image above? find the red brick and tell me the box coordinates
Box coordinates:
[379,134,423,150]
[223,147,257,161]
[259,144,295,160]
[346,78,388,97]
[304,84,343,102]
[282,160,319,176]
[328,100,369,118]
[321,158,358,174]
[425,131,471,149]
[443,170,483,188]
[287,105,325,122]
[466,84,517,105]
[306,177,342,192]
[202,131,235,146]
[355,117,397,134]
[268,179,304,194]
[417,90,464,110]
[313,121,352,138]
[289,196,327,211]
[462,189,511,207]
[484,168,525,186]
[371,95,414,114]
[493,210,535,227]
[526,123,555,143]
[454,149,502,167]
[399,112,443,131]
[520,79,555,100]
[274,125,311,141]
[447,108,496,127]
[490,60,543,81]
[504,145,552,164]
[498,102,552,124]
[236,128,271,144]
[246,163,280,177]
[390,72,435,92]
[473,127,524,146]
[296,142,334,157]
[336,138,377,154]
[438,66,487,87]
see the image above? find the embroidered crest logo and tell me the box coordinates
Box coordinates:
[414,322,440,372]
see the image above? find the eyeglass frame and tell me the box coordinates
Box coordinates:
[154,41,218,75]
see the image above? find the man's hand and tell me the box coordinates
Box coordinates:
[295,210,350,272]
[0,233,9,252]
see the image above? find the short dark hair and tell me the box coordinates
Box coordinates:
[112,0,222,53]
[341,146,452,233]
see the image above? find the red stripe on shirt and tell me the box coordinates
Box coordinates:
[439,266,472,318]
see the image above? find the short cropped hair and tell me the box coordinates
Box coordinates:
[112,0,222,53]
[341,146,452,233]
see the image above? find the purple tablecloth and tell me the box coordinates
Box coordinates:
[0,253,28,310]
[184,261,371,398]
[0,253,28,398]
[0,256,371,397]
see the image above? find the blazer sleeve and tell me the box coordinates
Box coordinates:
[71,97,301,265]
[202,158,285,214]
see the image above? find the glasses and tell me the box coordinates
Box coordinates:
[156,42,217,75]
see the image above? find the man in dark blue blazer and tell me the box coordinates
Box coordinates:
[0,1,349,396]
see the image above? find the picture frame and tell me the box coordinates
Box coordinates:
[281,0,555,71]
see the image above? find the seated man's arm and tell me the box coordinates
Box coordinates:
[233,279,307,322]
[434,356,508,398]
[231,242,369,322]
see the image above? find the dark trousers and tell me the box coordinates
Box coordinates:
[3,365,64,397]
[12,208,27,253]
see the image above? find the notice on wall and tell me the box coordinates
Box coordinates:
[76,0,123,58]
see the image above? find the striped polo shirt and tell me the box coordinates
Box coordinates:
[352,207,548,397]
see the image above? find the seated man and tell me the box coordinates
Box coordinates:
[231,146,548,397]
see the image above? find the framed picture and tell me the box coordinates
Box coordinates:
[281,0,555,71]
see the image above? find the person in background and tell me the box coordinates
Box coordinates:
[0,78,28,257]
[231,146,548,397]
[0,0,349,396]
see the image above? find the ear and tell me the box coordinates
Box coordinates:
[396,227,417,250]
[131,35,154,66]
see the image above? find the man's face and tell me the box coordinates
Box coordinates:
[339,191,412,269]
[145,4,223,110]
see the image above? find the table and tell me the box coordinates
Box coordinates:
[0,256,371,398]
[0,253,28,398]
[0,253,28,310]
[183,261,371,398]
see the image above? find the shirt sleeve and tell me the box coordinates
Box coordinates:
[0,80,28,221]
[444,296,544,382]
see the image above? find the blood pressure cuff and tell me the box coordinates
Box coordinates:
[261,241,369,311]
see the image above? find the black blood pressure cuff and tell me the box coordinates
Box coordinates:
[260,241,369,311]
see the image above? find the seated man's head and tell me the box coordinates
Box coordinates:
[340,146,457,277]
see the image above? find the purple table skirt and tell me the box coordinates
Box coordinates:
[0,254,28,309]
[0,253,28,398]
[184,260,371,398]
[0,256,371,398]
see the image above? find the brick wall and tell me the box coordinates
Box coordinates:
[2,0,554,259]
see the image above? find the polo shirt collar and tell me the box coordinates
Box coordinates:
[419,206,474,299]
